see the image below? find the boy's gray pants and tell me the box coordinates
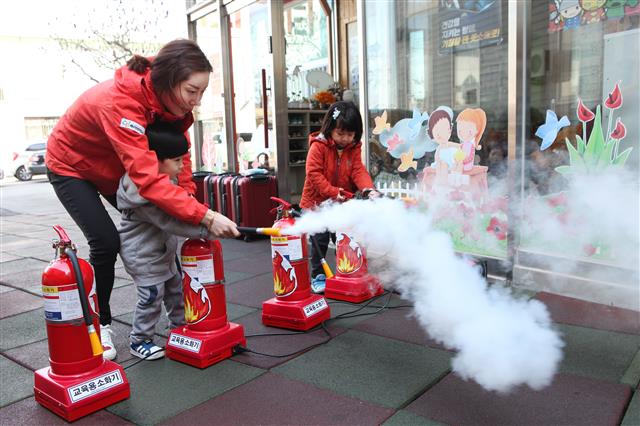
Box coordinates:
[130,273,185,345]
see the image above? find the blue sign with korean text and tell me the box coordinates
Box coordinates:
[439,0,502,53]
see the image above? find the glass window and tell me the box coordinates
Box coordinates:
[365,1,509,259]
[194,11,227,173]
[519,2,639,276]
[24,117,58,141]
[229,1,276,173]
[284,0,331,106]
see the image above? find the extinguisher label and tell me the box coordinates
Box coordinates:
[181,255,215,285]
[68,370,124,403]
[42,284,83,321]
[303,298,328,318]
[168,333,202,353]
[271,236,303,261]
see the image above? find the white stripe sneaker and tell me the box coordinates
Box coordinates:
[100,324,117,360]
[130,340,165,360]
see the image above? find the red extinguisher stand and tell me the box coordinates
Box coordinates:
[324,232,384,303]
[34,226,129,422]
[261,198,331,330]
[166,238,245,368]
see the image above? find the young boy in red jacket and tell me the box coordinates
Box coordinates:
[299,101,380,293]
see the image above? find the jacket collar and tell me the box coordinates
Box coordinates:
[114,61,194,131]
[309,131,361,151]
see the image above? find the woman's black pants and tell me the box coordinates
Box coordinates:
[48,170,119,326]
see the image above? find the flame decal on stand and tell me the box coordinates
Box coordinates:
[183,273,212,324]
[272,251,297,296]
[88,283,98,316]
[336,233,363,274]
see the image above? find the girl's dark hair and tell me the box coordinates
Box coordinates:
[428,109,452,139]
[320,101,363,144]
[127,39,212,97]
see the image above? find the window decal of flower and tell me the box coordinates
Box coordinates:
[538,86,633,176]
[610,118,626,141]
[604,81,622,110]
[576,98,594,143]
[577,99,595,122]
[486,217,507,240]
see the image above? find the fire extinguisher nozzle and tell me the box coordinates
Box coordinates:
[87,325,104,356]
[258,228,281,237]
[238,227,282,237]
[321,260,334,279]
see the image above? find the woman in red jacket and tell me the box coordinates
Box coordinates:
[300,101,380,293]
[46,39,239,360]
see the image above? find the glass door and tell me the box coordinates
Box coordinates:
[193,11,228,173]
[228,1,276,173]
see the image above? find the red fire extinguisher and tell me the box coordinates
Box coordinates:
[268,197,311,300]
[259,197,331,330]
[179,239,226,330]
[35,225,129,422]
[42,225,103,373]
[166,238,245,368]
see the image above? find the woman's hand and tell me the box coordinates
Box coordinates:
[201,210,240,238]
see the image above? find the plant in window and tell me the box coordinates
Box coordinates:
[313,90,336,107]
[536,82,632,175]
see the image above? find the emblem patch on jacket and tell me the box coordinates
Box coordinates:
[119,118,145,135]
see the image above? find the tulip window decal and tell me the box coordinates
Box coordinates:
[610,118,627,158]
[610,118,626,141]
[577,99,595,122]
[576,98,594,144]
[604,81,623,150]
[537,85,633,176]
[604,82,623,110]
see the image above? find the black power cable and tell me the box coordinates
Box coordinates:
[235,290,414,358]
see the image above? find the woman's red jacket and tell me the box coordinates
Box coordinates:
[46,63,207,225]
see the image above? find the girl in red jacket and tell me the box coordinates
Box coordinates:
[46,39,239,360]
[300,101,380,293]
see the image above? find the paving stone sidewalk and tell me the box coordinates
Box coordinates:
[1,205,639,425]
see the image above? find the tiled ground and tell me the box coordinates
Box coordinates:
[1,205,639,425]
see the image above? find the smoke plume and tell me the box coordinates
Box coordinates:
[288,198,564,393]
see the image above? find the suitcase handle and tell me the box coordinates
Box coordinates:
[233,177,242,224]
[205,175,215,210]
[248,174,270,182]
[218,177,227,215]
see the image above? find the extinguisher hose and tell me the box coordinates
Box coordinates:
[310,235,334,279]
[237,226,281,237]
[64,248,104,357]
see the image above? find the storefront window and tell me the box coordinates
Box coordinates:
[229,1,276,173]
[365,1,509,259]
[194,12,227,172]
[517,1,639,305]
[284,0,331,106]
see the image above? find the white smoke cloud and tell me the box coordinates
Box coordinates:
[288,198,564,393]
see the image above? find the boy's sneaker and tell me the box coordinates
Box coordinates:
[100,324,117,360]
[311,274,326,294]
[130,340,165,360]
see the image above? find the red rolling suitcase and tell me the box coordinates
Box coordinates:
[204,173,236,214]
[192,171,212,205]
[229,174,278,229]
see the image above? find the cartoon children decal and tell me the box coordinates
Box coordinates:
[456,108,487,172]
[429,106,464,182]
[580,0,607,24]
[558,0,583,29]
